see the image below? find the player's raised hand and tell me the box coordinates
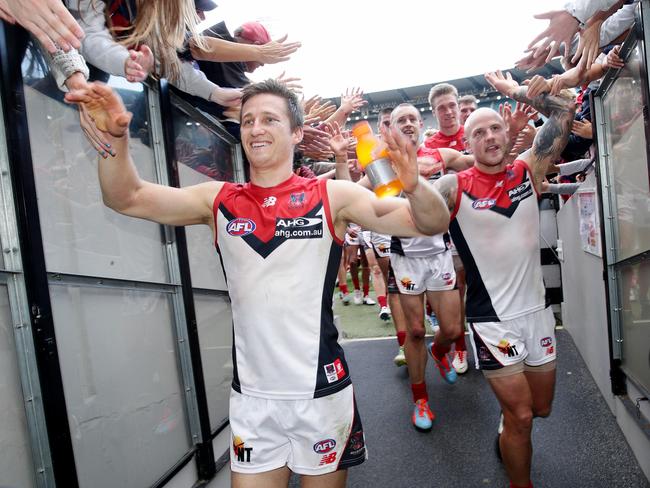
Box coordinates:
[380,124,418,193]
[65,82,132,138]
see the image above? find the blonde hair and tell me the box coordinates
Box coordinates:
[428,83,459,109]
[100,0,207,82]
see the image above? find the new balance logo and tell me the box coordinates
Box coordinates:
[262,196,277,207]
[319,452,337,465]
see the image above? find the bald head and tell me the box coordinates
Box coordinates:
[463,107,504,137]
[464,107,509,170]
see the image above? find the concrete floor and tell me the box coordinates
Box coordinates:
[289,329,649,487]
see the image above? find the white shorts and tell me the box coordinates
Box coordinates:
[370,232,391,258]
[229,385,367,475]
[469,307,556,371]
[344,224,362,246]
[345,232,360,246]
[360,230,372,251]
[390,251,456,294]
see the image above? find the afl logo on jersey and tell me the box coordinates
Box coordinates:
[472,198,496,210]
[227,218,256,236]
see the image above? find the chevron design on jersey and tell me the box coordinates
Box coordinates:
[462,171,533,219]
[219,202,324,258]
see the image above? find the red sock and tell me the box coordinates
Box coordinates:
[455,333,466,351]
[510,482,533,488]
[425,302,432,315]
[397,331,406,346]
[363,284,370,296]
[339,284,349,294]
[432,341,451,360]
[377,295,387,308]
[411,382,428,403]
[351,274,360,290]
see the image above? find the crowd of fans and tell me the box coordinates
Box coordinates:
[0,1,642,487]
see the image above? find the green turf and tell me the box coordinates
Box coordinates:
[333,285,396,339]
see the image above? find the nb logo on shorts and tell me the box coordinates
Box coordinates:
[319,452,337,465]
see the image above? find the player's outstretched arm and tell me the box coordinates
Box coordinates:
[65,83,220,227]
[438,147,474,172]
[328,180,447,239]
[433,174,459,214]
[485,70,576,189]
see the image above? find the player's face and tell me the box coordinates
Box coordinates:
[467,111,508,168]
[377,113,391,132]
[459,102,477,125]
[240,94,302,168]
[433,94,460,132]
[391,106,422,144]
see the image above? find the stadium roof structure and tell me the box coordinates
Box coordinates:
[328,60,564,117]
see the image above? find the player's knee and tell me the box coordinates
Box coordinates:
[408,325,426,341]
[510,409,534,432]
[371,264,382,278]
[534,404,552,418]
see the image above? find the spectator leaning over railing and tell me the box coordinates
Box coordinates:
[71,0,242,108]
[38,40,115,158]
[0,0,84,52]
[518,0,636,72]
[180,16,303,144]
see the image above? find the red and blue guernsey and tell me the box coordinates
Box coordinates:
[213,174,350,400]
[449,160,546,322]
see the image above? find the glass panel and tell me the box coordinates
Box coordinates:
[0,283,36,488]
[618,260,650,393]
[602,42,650,261]
[49,284,190,488]
[0,96,11,271]
[174,105,235,290]
[194,292,232,431]
[21,43,169,283]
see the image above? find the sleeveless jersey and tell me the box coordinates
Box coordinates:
[213,174,350,400]
[449,160,546,322]
[391,146,447,257]
[424,126,465,151]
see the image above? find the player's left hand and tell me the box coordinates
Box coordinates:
[380,124,419,194]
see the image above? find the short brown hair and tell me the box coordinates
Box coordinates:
[241,79,304,130]
[459,94,479,106]
[428,83,459,108]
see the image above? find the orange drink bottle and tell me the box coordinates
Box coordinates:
[351,121,403,198]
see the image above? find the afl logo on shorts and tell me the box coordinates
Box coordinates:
[472,198,496,210]
[313,439,336,454]
[540,337,553,347]
[227,218,256,236]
